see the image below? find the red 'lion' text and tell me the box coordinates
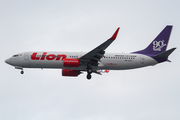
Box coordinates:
[31,52,66,60]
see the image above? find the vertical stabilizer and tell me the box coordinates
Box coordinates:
[133,26,173,56]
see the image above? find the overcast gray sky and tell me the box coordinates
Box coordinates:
[1,0,180,120]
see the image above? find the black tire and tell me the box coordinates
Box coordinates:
[87,74,91,80]
[21,71,24,74]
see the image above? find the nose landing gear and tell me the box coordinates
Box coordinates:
[15,66,24,74]
[20,70,24,74]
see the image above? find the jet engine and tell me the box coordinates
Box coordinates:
[63,58,80,67]
[62,69,80,77]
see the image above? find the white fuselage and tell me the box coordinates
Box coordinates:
[6,51,158,70]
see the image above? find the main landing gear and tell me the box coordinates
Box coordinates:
[86,67,92,80]
[87,73,91,80]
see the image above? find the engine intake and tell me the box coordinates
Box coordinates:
[62,69,80,77]
[63,58,80,67]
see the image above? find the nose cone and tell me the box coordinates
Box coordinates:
[5,58,12,65]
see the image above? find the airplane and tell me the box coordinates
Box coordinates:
[5,25,176,80]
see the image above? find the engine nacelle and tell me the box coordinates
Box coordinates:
[62,69,80,77]
[63,58,80,67]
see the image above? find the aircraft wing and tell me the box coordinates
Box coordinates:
[79,28,120,64]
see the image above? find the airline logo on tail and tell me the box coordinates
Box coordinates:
[153,40,166,51]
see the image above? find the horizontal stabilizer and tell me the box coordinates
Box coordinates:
[154,47,176,63]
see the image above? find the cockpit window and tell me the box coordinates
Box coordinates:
[13,54,18,57]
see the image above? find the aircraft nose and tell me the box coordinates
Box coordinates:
[5,58,11,65]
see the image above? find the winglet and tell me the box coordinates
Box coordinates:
[109,27,120,40]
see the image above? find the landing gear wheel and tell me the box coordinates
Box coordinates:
[21,71,24,74]
[87,74,92,80]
